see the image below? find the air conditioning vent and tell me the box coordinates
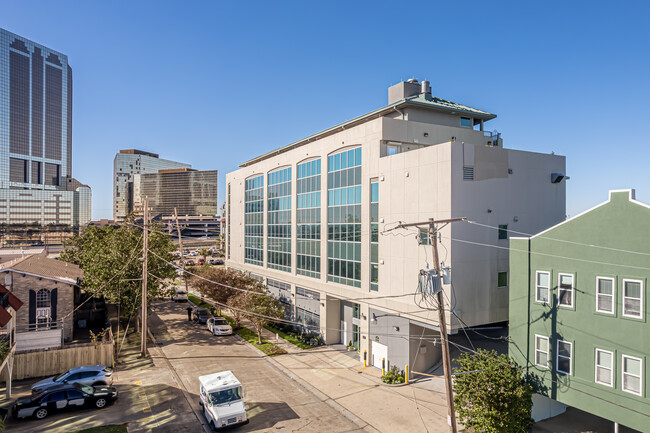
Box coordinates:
[463,166,474,181]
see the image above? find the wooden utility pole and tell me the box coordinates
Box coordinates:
[141,199,149,357]
[398,217,465,433]
[173,208,184,267]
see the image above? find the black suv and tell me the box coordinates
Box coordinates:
[12,383,118,420]
[192,308,211,324]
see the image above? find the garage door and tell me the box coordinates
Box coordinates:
[371,341,388,369]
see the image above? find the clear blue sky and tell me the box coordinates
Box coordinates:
[3,1,649,220]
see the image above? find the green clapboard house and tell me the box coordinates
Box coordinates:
[509,190,649,431]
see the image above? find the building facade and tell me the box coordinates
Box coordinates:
[226,79,567,373]
[509,190,649,432]
[113,149,190,221]
[0,28,91,229]
[136,168,218,217]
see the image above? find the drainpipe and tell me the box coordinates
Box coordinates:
[393,107,404,120]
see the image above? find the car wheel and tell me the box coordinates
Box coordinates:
[34,408,48,419]
[95,398,107,408]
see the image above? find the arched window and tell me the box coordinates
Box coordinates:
[36,289,51,328]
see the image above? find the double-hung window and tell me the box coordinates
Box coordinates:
[556,340,572,375]
[622,355,643,396]
[595,349,614,387]
[596,277,615,314]
[622,279,643,318]
[536,271,550,303]
[558,273,574,308]
[535,335,549,369]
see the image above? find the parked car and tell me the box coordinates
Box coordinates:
[13,383,118,420]
[193,308,211,324]
[186,260,195,266]
[171,290,188,302]
[31,365,113,394]
[207,259,216,265]
[198,259,205,265]
[215,259,224,265]
[207,317,233,336]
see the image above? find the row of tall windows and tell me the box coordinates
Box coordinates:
[267,168,292,272]
[297,159,321,278]
[327,148,362,288]
[370,181,379,291]
[244,175,264,266]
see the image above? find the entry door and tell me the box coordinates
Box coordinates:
[372,341,388,369]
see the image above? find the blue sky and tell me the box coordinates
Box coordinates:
[3,1,649,220]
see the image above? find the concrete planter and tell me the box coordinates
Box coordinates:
[381,381,409,387]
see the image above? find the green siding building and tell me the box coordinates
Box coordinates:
[510,190,650,432]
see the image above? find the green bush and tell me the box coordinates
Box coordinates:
[381,365,405,384]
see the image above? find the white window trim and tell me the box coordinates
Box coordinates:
[595,276,615,314]
[622,354,643,396]
[622,279,643,319]
[535,271,550,304]
[556,340,572,375]
[558,273,574,308]
[595,348,614,387]
[534,334,550,369]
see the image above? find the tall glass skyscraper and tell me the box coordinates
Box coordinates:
[0,28,91,229]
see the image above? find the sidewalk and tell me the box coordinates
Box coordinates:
[190,290,451,433]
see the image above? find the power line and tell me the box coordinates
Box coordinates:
[464,219,650,258]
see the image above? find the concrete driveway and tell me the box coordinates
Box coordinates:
[146,300,363,432]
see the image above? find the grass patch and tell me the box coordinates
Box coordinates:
[235,326,287,356]
[73,425,127,433]
[188,293,212,309]
[264,324,313,350]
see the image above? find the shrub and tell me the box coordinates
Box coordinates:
[381,365,405,384]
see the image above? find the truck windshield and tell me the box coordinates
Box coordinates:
[209,387,242,405]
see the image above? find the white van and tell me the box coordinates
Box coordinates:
[199,371,248,430]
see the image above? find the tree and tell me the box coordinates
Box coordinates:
[241,287,284,344]
[189,267,263,307]
[59,220,177,317]
[198,248,211,262]
[226,292,247,329]
[453,349,533,433]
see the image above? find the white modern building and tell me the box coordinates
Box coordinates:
[225,79,567,373]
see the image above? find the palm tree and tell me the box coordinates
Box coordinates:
[199,248,211,263]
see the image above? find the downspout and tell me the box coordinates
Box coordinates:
[393,106,404,120]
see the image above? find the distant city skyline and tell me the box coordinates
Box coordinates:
[2,1,650,221]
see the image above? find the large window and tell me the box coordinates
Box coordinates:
[622,279,643,318]
[535,335,549,369]
[244,175,264,266]
[536,271,550,303]
[595,349,614,387]
[36,289,52,328]
[557,340,572,375]
[296,159,321,278]
[267,168,292,272]
[596,277,614,314]
[370,180,379,292]
[327,148,362,288]
[622,355,643,396]
[558,273,574,308]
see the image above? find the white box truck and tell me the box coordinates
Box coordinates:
[199,371,248,430]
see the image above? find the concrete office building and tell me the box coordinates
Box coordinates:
[226,79,567,373]
[0,28,91,229]
[112,149,190,221]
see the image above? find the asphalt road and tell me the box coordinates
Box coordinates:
[148,300,363,432]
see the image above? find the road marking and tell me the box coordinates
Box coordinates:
[134,380,142,386]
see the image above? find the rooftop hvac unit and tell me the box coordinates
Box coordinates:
[419,268,442,295]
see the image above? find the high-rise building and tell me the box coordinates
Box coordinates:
[226,79,567,373]
[112,149,190,220]
[136,168,218,217]
[0,28,91,229]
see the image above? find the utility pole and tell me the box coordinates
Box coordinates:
[173,208,184,267]
[141,199,149,357]
[398,217,465,433]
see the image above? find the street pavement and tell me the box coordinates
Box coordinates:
[145,300,364,433]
